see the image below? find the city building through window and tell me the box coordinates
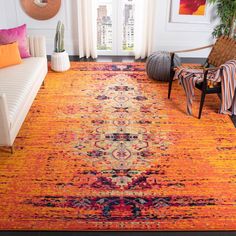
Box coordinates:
[96,0,135,55]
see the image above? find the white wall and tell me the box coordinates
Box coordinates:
[0,0,79,55]
[152,0,218,58]
[0,0,218,57]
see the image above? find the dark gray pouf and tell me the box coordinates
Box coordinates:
[146,51,181,81]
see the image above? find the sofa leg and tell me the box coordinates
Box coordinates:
[10,146,14,154]
[42,81,45,87]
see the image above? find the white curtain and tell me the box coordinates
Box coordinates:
[134,0,156,59]
[77,0,97,59]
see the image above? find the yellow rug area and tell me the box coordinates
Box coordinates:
[0,62,236,231]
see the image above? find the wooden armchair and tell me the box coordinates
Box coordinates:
[168,36,236,119]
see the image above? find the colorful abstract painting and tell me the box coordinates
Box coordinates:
[179,0,207,15]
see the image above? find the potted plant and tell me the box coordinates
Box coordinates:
[208,0,236,39]
[51,21,70,72]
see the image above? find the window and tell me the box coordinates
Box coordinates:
[97,1,113,51]
[121,0,135,51]
[96,0,135,55]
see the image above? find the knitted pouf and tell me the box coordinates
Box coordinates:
[146,51,181,81]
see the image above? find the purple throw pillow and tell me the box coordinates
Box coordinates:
[0,24,30,58]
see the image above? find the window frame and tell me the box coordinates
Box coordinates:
[97,0,135,56]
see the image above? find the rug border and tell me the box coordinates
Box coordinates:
[0,230,236,236]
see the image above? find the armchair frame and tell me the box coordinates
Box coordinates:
[168,36,236,119]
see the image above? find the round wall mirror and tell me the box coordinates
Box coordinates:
[20,0,61,20]
[33,0,48,8]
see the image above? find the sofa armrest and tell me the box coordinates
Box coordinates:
[0,94,11,146]
[28,36,47,58]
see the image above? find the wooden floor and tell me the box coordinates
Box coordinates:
[48,55,207,64]
[69,55,207,64]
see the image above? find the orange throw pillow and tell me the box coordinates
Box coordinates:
[0,42,22,68]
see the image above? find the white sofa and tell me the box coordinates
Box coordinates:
[0,36,48,152]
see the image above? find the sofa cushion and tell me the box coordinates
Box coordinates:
[0,24,31,59]
[0,57,47,126]
[0,42,22,69]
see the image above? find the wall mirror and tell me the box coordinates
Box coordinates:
[20,0,61,20]
[33,0,48,8]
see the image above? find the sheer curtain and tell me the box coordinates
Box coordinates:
[76,0,97,59]
[134,0,156,59]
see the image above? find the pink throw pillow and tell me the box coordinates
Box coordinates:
[0,24,30,58]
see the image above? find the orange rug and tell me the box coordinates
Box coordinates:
[0,62,236,231]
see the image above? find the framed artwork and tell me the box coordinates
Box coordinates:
[170,0,211,24]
